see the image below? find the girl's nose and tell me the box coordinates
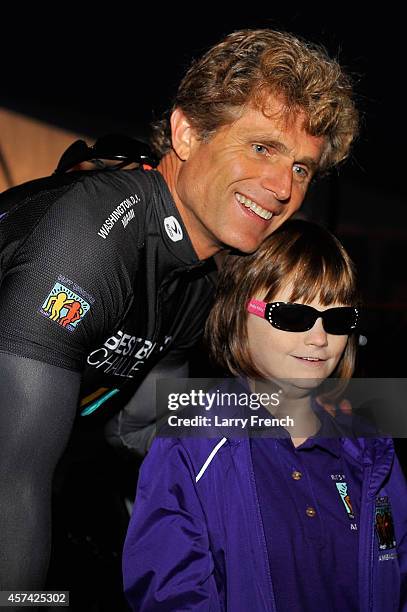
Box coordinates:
[304,317,328,347]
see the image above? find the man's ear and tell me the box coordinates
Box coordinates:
[170,108,196,161]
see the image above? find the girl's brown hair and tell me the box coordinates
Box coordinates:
[205,219,359,380]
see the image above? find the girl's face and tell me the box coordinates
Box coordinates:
[247,284,349,383]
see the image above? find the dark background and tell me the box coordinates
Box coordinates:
[1,10,406,610]
[1,10,404,195]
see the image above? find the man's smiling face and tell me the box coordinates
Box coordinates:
[171,97,326,259]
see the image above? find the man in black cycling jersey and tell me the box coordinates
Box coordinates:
[0,29,358,589]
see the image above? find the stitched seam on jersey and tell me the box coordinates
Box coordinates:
[0,346,81,371]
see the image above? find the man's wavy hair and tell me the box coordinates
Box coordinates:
[205,219,360,381]
[151,29,358,172]
[151,29,358,171]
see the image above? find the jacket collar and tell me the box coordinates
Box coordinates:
[221,379,395,487]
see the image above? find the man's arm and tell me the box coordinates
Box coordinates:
[0,169,136,589]
[105,349,189,456]
[0,352,80,589]
[123,437,221,611]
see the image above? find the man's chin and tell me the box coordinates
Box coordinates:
[220,235,264,255]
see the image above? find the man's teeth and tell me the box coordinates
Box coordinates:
[236,193,273,220]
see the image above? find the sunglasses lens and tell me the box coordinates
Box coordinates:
[271,304,315,332]
[268,304,357,334]
[322,308,357,334]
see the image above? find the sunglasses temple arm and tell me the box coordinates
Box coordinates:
[247,299,267,318]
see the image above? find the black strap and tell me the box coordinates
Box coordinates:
[54,134,158,174]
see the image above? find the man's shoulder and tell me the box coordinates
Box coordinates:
[0,167,154,223]
[0,168,156,267]
[0,172,81,234]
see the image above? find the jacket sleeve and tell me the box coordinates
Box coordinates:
[123,437,221,611]
[390,451,407,611]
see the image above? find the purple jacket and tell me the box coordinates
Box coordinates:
[123,433,407,611]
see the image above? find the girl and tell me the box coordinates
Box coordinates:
[123,220,407,612]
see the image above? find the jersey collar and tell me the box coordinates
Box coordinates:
[148,170,206,268]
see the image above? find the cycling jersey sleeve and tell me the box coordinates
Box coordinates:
[0,174,138,370]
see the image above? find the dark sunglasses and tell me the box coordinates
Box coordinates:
[54,134,158,174]
[247,299,359,335]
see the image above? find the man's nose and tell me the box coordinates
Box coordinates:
[261,160,293,202]
[304,318,328,347]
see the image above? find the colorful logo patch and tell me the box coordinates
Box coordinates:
[39,280,91,332]
[335,482,355,520]
[375,496,396,550]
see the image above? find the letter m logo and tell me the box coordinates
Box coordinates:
[164,216,183,242]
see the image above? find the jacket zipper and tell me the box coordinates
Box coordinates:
[359,463,374,612]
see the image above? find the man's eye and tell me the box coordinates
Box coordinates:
[252,144,269,155]
[293,164,308,179]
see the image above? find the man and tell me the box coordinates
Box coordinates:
[0,29,358,589]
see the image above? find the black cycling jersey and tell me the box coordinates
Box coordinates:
[0,167,217,418]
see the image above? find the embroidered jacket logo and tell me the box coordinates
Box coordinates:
[164,216,183,242]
